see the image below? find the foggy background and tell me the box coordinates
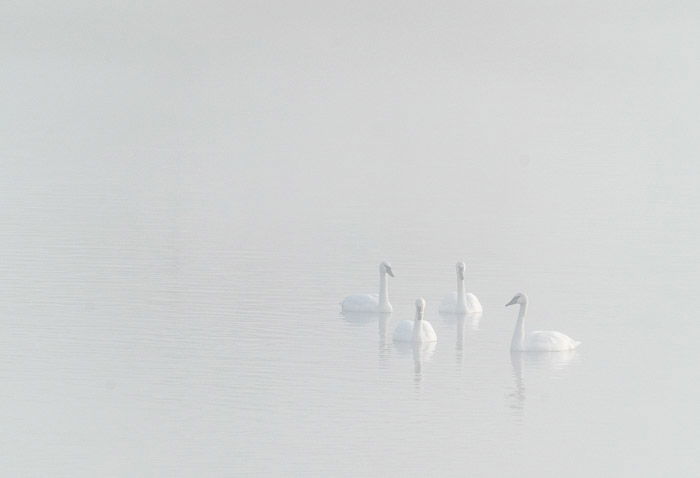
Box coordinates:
[2,1,699,476]
[4,2,699,268]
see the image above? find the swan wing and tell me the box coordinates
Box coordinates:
[465,293,483,314]
[438,292,458,313]
[393,320,415,342]
[440,292,482,314]
[416,321,437,342]
[341,294,379,312]
[526,331,581,351]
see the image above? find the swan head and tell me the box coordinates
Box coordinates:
[415,297,426,319]
[506,293,528,307]
[380,261,394,277]
[456,262,466,280]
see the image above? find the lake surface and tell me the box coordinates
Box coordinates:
[3,2,700,476]
[2,155,699,477]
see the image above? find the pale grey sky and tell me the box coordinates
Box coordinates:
[4,1,698,159]
[3,1,699,246]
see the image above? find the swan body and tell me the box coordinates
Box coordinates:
[341,294,382,313]
[518,330,580,352]
[393,298,437,343]
[392,320,414,342]
[342,262,394,313]
[506,293,581,352]
[439,262,482,314]
[439,292,482,314]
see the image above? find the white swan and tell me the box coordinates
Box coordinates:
[341,262,394,313]
[505,293,581,352]
[439,262,482,314]
[393,298,437,343]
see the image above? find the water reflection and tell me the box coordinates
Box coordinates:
[508,350,579,414]
[451,312,483,366]
[341,311,392,367]
[509,352,526,414]
[340,311,381,325]
[412,341,436,381]
[455,312,483,348]
[378,314,390,367]
[393,340,436,387]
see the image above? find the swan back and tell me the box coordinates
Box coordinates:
[341,294,379,312]
[524,331,581,352]
[413,320,437,343]
[392,319,414,342]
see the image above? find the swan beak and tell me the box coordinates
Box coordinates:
[386,267,394,277]
[505,297,518,307]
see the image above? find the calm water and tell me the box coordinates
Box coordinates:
[1,156,699,477]
[3,2,700,476]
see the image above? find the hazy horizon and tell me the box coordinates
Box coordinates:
[2,2,700,476]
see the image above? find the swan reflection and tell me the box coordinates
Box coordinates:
[509,350,579,413]
[447,312,483,366]
[340,311,381,325]
[341,311,392,367]
[377,314,390,366]
[412,341,436,378]
[393,340,436,386]
[454,315,466,367]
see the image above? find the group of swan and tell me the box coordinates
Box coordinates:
[342,262,581,352]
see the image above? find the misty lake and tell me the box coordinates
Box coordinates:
[3,2,700,476]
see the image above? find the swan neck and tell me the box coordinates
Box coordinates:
[413,312,423,340]
[378,270,389,306]
[511,303,527,351]
[518,302,528,319]
[456,274,466,307]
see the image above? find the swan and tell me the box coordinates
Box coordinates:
[439,262,482,314]
[341,262,394,313]
[505,293,581,352]
[393,298,437,343]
